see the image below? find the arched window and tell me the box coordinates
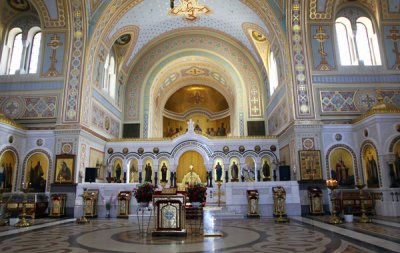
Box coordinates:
[28,32,42,73]
[0,25,42,75]
[8,33,23,74]
[335,13,381,66]
[102,48,117,99]
[268,51,279,95]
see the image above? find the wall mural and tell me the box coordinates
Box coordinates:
[41,33,66,77]
[0,150,16,192]
[329,148,355,188]
[383,25,400,70]
[89,148,104,180]
[362,144,380,188]
[26,153,48,192]
[0,96,57,119]
[310,25,335,70]
[319,89,400,113]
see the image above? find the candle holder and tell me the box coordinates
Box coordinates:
[326,179,342,224]
[0,189,6,226]
[76,191,90,224]
[355,182,371,223]
[15,182,31,227]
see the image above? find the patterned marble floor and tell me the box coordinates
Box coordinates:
[0,216,399,253]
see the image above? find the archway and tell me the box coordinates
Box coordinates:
[176,151,207,185]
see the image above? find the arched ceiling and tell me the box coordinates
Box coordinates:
[104,0,270,64]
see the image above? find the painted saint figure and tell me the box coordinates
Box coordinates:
[57,161,71,182]
[215,162,223,181]
[366,153,379,187]
[115,163,122,182]
[262,161,270,180]
[230,162,239,181]
[161,163,168,182]
[144,163,152,183]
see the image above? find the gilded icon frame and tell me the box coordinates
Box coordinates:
[54,154,75,184]
[299,150,322,181]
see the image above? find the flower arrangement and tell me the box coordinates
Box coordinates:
[105,194,114,211]
[186,183,207,203]
[133,182,154,203]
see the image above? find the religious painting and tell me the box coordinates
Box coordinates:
[261,156,272,181]
[0,150,16,192]
[54,154,75,184]
[143,159,153,183]
[242,156,255,182]
[129,159,138,183]
[362,144,380,188]
[26,153,48,192]
[391,140,400,187]
[299,150,322,181]
[329,148,355,188]
[214,158,224,182]
[158,159,169,184]
[89,148,104,180]
[113,159,123,183]
[229,157,240,182]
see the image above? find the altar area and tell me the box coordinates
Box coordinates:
[73,181,301,218]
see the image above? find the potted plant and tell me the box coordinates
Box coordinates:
[105,195,114,218]
[133,182,154,207]
[186,183,207,207]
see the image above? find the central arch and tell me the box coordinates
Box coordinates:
[177,151,207,185]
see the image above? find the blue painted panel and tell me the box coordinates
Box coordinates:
[92,89,122,119]
[41,33,66,77]
[310,25,335,70]
[312,75,400,83]
[0,81,64,91]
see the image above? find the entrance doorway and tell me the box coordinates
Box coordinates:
[176,151,207,186]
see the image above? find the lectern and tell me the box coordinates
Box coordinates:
[49,194,67,217]
[152,193,186,236]
[117,191,131,218]
[83,189,99,218]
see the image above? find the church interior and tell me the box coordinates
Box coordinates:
[0,0,399,252]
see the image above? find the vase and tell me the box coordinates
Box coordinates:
[191,202,201,208]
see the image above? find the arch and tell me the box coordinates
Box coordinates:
[360,140,381,188]
[388,135,400,153]
[170,140,212,162]
[0,146,20,192]
[176,150,207,185]
[326,145,357,187]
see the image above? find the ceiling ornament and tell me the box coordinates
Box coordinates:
[169,0,211,22]
[251,31,267,42]
[7,0,30,11]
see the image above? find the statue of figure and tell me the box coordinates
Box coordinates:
[144,163,152,183]
[161,163,168,182]
[230,162,239,181]
[57,161,72,182]
[215,162,223,181]
[262,161,270,180]
[115,163,122,182]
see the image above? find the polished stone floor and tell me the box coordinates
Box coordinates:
[0,215,399,253]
